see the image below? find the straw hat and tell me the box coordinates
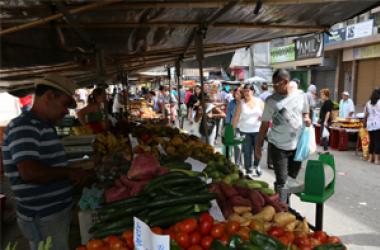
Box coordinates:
[35,74,77,108]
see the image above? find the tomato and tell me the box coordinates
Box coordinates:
[76,246,87,250]
[326,236,341,244]
[201,236,214,250]
[189,231,202,245]
[226,221,240,235]
[282,231,295,244]
[179,218,198,233]
[109,239,125,250]
[311,231,328,243]
[174,222,183,233]
[151,227,163,235]
[219,235,229,245]
[121,230,134,249]
[211,224,225,239]
[176,232,190,249]
[199,213,214,224]
[295,236,312,248]
[310,238,321,247]
[188,245,203,250]
[236,227,250,241]
[268,226,285,238]
[87,239,104,250]
[200,220,213,235]
[104,236,120,245]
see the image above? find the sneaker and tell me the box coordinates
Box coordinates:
[286,178,304,194]
[255,166,262,177]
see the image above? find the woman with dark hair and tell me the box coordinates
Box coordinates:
[364,88,380,165]
[232,84,264,177]
[77,88,107,128]
[318,88,333,153]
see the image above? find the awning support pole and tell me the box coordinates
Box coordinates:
[175,60,183,128]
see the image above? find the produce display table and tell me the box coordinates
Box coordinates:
[314,123,360,151]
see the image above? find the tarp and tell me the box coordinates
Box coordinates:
[1,0,379,92]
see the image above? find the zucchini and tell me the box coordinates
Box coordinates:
[99,195,145,210]
[92,226,131,239]
[98,203,147,222]
[147,193,216,209]
[90,217,133,233]
[149,212,196,227]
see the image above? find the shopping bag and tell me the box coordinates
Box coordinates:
[359,128,369,159]
[322,126,330,138]
[309,126,317,154]
[294,127,310,162]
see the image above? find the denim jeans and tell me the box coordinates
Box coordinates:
[240,132,260,172]
[17,206,72,250]
[202,125,217,147]
[234,128,242,166]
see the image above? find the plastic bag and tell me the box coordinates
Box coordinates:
[309,126,317,154]
[359,128,369,159]
[294,127,310,162]
[322,126,330,138]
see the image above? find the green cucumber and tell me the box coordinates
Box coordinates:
[92,226,132,239]
[147,193,216,209]
[149,212,196,227]
[148,204,194,218]
[98,203,147,222]
[90,217,133,233]
[99,195,144,210]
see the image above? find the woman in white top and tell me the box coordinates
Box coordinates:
[364,89,380,165]
[232,84,264,177]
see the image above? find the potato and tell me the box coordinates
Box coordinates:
[274,212,296,227]
[233,206,252,214]
[263,222,272,232]
[294,218,310,238]
[249,219,265,233]
[229,213,245,224]
[284,220,299,232]
[241,220,251,227]
[242,212,254,219]
[251,205,276,222]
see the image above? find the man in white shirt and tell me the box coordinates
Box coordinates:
[339,91,355,118]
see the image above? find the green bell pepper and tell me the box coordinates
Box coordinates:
[249,231,287,250]
[313,243,346,250]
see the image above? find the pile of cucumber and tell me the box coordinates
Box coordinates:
[90,172,216,239]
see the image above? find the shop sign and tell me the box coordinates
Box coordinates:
[346,19,373,40]
[324,28,346,45]
[270,44,295,64]
[295,34,323,60]
[353,44,380,60]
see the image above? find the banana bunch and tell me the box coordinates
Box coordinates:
[94,132,129,156]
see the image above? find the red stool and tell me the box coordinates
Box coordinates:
[338,130,349,151]
[330,129,339,149]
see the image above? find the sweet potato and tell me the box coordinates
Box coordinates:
[234,186,251,198]
[249,190,265,208]
[222,201,234,219]
[229,195,252,207]
[220,182,239,198]
[210,183,226,203]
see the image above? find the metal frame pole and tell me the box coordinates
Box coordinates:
[167,66,172,124]
[175,60,183,128]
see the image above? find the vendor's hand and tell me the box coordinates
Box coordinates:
[304,117,311,127]
[68,168,89,186]
[255,145,262,160]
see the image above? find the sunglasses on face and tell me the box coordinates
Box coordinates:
[273,80,287,86]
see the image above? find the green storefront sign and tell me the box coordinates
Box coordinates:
[271,44,296,64]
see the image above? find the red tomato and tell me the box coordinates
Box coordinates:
[87,239,104,250]
[76,246,87,250]
[174,222,182,233]
[295,236,312,248]
[268,226,285,238]
[210,224,225,239]
[201,236,214,250]
[179,218,198,233]
[199,213,214,224]
[104,236,119,245]
[151,227,163,235]
[326,236,341,244]
[311,231,328,244]
[236,227,250,241]
[278,236,292,246]
[226,221,240,235]
[109,239,125,250]
[219,235,229,246]
[189,231,202,245]
[188,245,203,250]
[121,231,134,249]
[282,231,295,244]
[176,232,190,249]
[200,220,213,235]
[310,238,321,247]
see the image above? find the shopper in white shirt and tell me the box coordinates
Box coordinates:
[364,88,380,165]
[232,84,264,178]
[339,91,355,118]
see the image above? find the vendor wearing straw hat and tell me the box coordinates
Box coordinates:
[339,91,355,118]
[2,74,90,250]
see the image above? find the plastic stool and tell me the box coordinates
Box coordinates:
[295,153,336,231]
[222,124,244,160]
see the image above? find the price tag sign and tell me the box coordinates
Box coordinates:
[134,217,170,250]
[185,157,207,173]
[209,199,225,222]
